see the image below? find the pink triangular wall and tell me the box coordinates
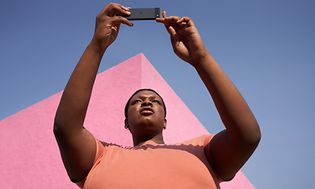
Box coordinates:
[0,53,254,188]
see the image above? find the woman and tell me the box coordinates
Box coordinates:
[54,3,261,189]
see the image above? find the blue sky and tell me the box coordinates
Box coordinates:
[1,0,314,188]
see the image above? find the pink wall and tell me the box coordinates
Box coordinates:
[0,53,254,188]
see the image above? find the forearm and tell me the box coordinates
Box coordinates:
[54,41,106,132]
[194,53,260,144]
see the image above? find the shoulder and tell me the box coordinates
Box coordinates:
[77,140,125,188]
[181,134,214,146]
[98,140,125,149]
[93,140,125,161]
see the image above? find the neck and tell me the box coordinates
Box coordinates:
[133,133,164,146]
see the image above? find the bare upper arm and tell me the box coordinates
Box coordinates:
[54,125,97,182]
[205,129,260,181]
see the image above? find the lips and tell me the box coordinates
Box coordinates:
[140,108,154,115]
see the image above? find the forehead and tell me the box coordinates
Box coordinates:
[131,90,162,100]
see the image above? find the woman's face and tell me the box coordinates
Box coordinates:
[125,90,166,138]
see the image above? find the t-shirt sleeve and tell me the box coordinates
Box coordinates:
[202,134,226,183]
[181,134,213,146]
[94,139,106,162]
[201,134,214,146]
[183,134,223,183]
[75,138,106,188]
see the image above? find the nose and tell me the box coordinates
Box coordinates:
[141,99,153,107]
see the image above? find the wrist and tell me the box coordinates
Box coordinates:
[88,38,107,55]
[191,50,211,68]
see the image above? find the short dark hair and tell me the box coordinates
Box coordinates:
[124,89,167,118]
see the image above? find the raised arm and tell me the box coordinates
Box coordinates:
[156,12,261,181]
[53,3,133,182]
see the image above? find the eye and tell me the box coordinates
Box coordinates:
[152,99,161,104]
[132,99,142,105]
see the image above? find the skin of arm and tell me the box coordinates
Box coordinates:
[156,12,261,181]
[53,3,133,182]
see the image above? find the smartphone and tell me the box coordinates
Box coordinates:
[126,8,161,20]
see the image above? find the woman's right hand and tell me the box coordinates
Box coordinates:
[91,3,133,51]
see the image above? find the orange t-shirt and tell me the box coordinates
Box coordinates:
[80,135,221,189]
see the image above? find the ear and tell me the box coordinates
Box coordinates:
[124,119,129,129]
[163,118,167,129]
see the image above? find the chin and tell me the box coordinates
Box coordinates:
[136,121,161,133]
[138,119,155,128]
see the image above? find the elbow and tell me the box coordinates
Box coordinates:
[53,120,69,141]
[245,122,261,147]
[53,115,66,135]
[255,125,262,144]
[232,121,261,148]
[53,113,68,135]
[53,111,62,134]
[53,120,62,135]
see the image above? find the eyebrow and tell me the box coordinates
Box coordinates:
[137,94,157,98]
[133,95,162,103]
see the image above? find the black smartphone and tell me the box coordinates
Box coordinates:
[126,8,161,20]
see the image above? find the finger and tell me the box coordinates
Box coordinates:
[177,17,186,23]
[162,10,167,18]
[156,11,178,37]
[155,18,164,23]
[166,25,176,37]
[102,3,131,17]
[157,11,181,24]
[159,20,180,37]
[156,10,166,23]
[177,16,195,27]
[120,5,131,11]
[161,10,180,23]
[162,16,181,23]
[170,33,181,53]
[156,16,182,28]
[110,16,134,27]
[157,18,176,36]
